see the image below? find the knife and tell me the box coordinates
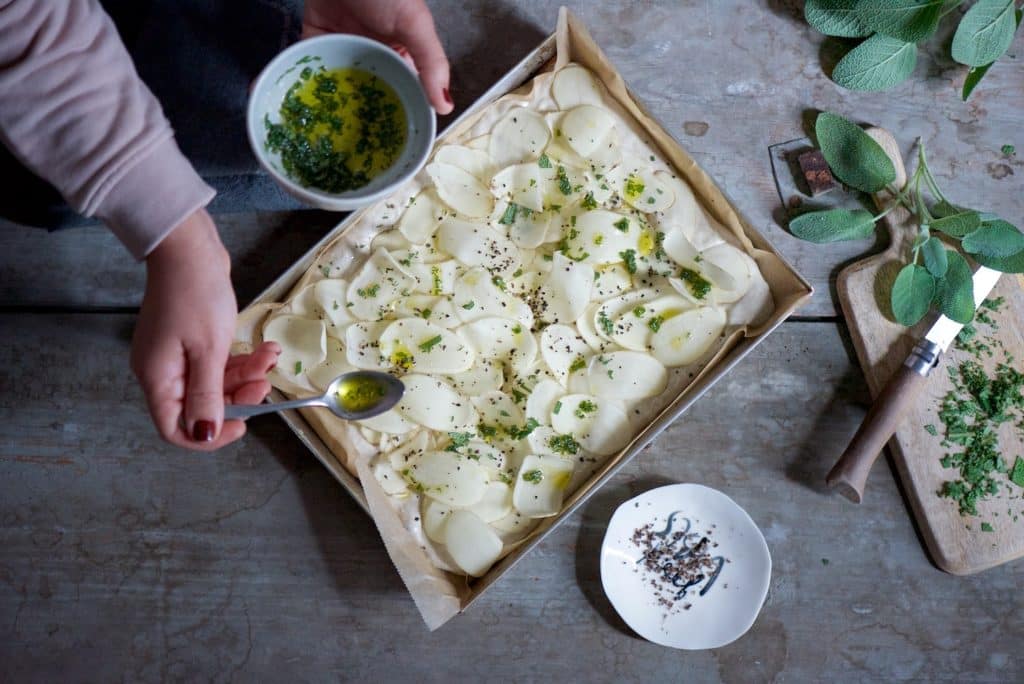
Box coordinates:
[826,265,1002,503]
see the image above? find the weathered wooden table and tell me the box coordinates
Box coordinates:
[2,2,1022,681]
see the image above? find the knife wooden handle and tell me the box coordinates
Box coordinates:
[826,363,930,503]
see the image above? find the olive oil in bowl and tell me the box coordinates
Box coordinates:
[265,66,407,193]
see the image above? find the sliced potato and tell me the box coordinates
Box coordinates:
[593,288,660,341]
[490,163,544,212]
[287,282,319,317]
[701,242,753,304]
[512,454,575,518]
[396,374,474,431]
[436,217,520,279]
[387,430,430,469]
[391,294,458,328]
[538,253,593,324]
[622,169,675,213]
[468,481,513,523]
[560,105,616,159]
[426,162,494,218]
[586,351,667,400]
[407,450,487,507]
[650,306,727,367]
[592,263,633,301]
[456,317,538,374]
[576,302,617,353]
[444,358,504,397]
[434,144,495,181]
[566,210,639,264]
[610,294,692,352]
[489,107,551,167]
[422,498,453,544]
[551,64,604,109]
[373,461,410,496]
[473,390,525,435]
[526,425,562,457]
[358,407,416,435]
[539,324,592,385]
[306,336,355,391]
[344,321,389,370]
[525,378,566,426]
[397,189,446,243]
[443,510,504,577]
[313,279,356,330]
[406,258,460,296]
[263,314,326,378]
[378,318,473,374]
[500,201,553,249]
[346,249,416,321]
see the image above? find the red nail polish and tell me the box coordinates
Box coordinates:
[443,87,452,106]
[193,420,215,442]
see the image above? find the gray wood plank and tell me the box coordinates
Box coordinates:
[4,2,1020,317]
[1,313,1021,681]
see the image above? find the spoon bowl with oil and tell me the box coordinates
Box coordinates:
[224,370,404,421]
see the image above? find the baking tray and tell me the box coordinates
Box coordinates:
[241,25,811,619]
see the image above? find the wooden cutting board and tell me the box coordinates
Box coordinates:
[836,128,1024,575]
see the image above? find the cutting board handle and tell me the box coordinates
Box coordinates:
[826,363,929,502]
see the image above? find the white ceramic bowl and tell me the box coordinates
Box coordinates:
[600,483,771,650]
[246,34,435,211]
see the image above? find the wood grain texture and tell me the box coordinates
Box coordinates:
[837,130,1024,574]
[2,314,1023,681]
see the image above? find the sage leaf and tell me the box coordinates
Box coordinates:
[815,112,897,192]
[974,247,1024,273]
[961,10,1020,100]
[961,62,993,101]
[935,251,975,324]
[951,0,1018,67]
[857,0,944,43]
[891,264,936,326]
[805,0,873,37]
[921,236,948,277]
[832,34,917,91]
[930,200,966,219]
[930,211,981,238]
[961,220,1024,258]
[789,208,876,243]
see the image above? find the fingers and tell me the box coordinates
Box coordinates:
[394,1,452,114]
[184,344,229,443]
[225,343,280,392]
[230,379,273,407]
[133,337,188,444]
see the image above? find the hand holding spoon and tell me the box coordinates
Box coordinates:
[224,370,404,421]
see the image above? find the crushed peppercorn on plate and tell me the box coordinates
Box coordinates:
[255,63,773,578]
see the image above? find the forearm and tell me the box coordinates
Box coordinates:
[0,0,214,258]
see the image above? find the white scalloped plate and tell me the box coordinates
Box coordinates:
[600,483,771,649]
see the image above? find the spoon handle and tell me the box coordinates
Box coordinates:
[224,396,327,420]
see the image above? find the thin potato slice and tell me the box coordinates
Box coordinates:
[576,302,617,353]
[434,144,495,181]
[426,162,494,218]
[650,306,727,367]
[443,510,504,577]
[468,481,513,523]
[346,249,416,321]
[610,294,692,351]
[525,378,566,425]
[538,253,594,324]
[306,336,355,391]
[359,408,416,435]
[456,317,538,375]
[313,279,356,330]
[422,498,453,544]
[512,454,574,518]
[540,324,592,385]
[560,105,616,159]
[436,217,520,279]
[444,358,504,397]
[396,375,474,432]
[567,210,639,264]
[408,450,487,507]
[586,351,667,400]
[489,107,551,167]
[379,318,473,374]
[701,242,754,304]
[622,169,675,212]
[490,163,544,212]
[344,321,389,370]
[551,64,604,109]
[263,314,326,378]
[397,189,446,243]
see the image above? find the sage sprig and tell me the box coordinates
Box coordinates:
[805,0,1023,100]
[788,111,1024,327]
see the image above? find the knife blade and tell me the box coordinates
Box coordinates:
[825,266,1002,503]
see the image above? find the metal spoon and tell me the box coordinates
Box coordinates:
[224,370,404,421]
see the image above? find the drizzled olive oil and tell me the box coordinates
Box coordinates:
[335,374,389,413]
[265,66,406,193]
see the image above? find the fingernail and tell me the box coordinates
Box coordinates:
[443,87,452,107]
[192,420,215,442]
[268,363,276,371]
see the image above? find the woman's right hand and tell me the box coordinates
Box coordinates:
[131,209,279,450]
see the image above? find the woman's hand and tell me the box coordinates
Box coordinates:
[303,0,453,114]
[131,209,279,450]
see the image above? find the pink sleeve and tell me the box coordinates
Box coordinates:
[0,0,215,259]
